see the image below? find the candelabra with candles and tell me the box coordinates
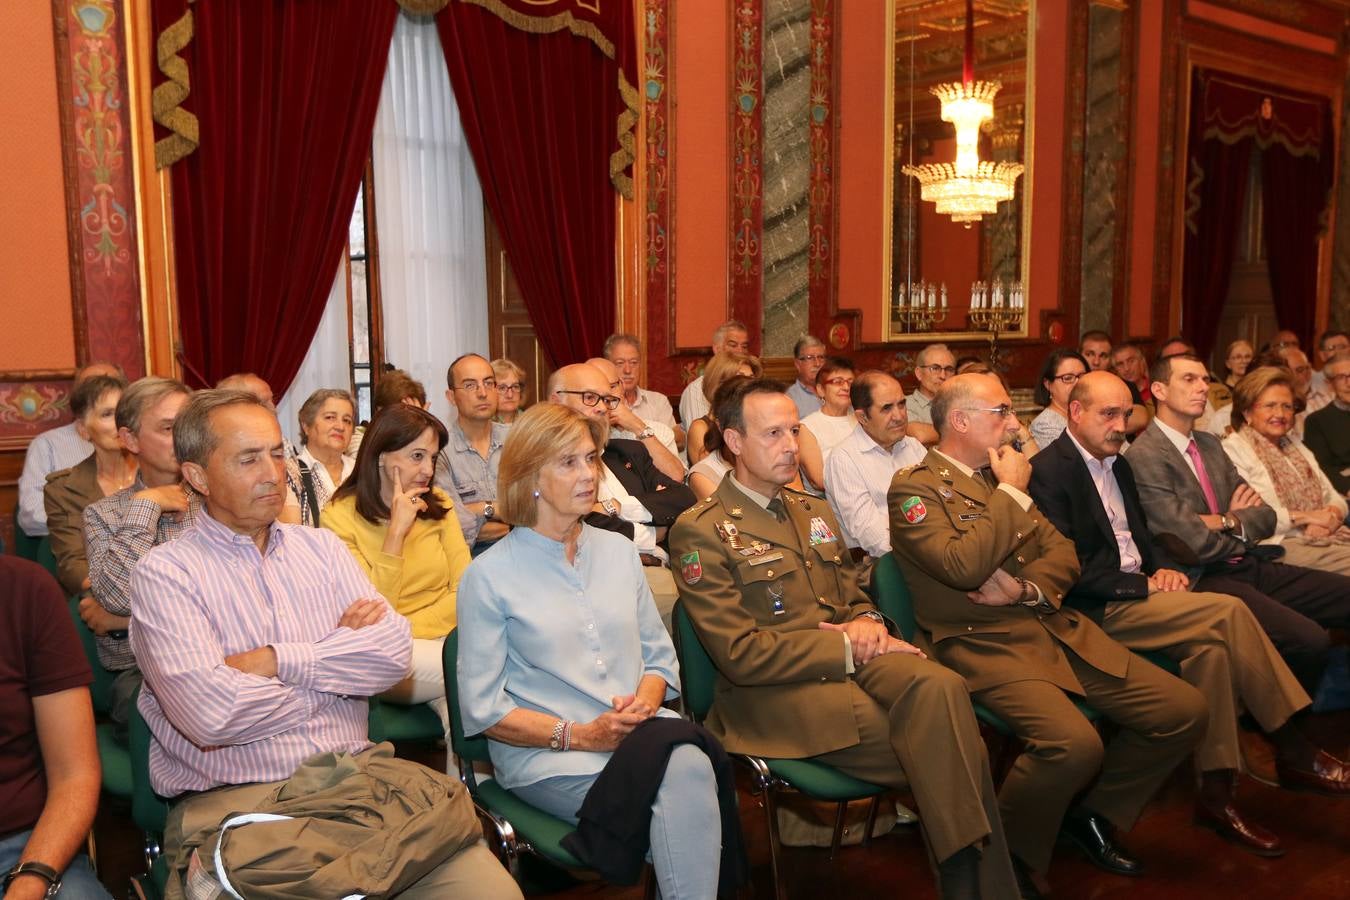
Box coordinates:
[967,280,1025,369]
[890,280,949,334]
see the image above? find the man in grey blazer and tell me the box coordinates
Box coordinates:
[1126,354,1350,703]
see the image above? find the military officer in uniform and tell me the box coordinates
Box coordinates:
[670,378,1019,900]
[888,372,1207,893]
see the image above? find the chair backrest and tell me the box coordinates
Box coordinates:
[442,628,493,767]
[11,502,41,561]
[870,553,917,641]
[671,601,716,723]
[128,686,170,836]
[35,536,59,581]
[66,596,116,716]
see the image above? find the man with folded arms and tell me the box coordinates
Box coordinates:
[889,373,1206,893]
[1029,371,1346,857]
[672,378,1018,900]
[906,344,957,447]
[1125,354,1350,698]
[824,370,925,562]
[130,390,518,899]
[603,333,686,450]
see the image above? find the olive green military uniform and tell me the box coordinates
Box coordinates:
[887,450,1207,874]
[670,476,1019,897]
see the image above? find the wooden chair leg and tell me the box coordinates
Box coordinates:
[861,795,882,848]
[828,801,848,860]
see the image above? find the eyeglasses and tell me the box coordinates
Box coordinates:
[556,389,621,410]
[1253,401,1295,413]
[920,364,957,376]
[497,382,522,395]
[454,378,497,393]
[1048,372,1083,385]
[963,404,1016,419]
[1329,372,1350,384]
[796,354,825,363]
[823,377,854,388]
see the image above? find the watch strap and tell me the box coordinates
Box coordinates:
[5,862,61,894]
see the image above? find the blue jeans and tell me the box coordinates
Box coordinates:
[513,744,721,900]
[0,830,111,899]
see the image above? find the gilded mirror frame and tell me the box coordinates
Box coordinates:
[882,0,1034,344]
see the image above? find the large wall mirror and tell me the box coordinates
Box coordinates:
[885,0,1032,343]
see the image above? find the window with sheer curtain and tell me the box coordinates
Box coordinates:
[276,10,488,440]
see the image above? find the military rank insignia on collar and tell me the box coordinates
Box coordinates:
[901,496,928,524]
[679,551,702,585]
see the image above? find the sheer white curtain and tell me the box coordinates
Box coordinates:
[372,11,488,425]
[275,268,350,447]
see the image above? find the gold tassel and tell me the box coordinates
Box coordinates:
[611,69,639,199]
[152,9,199,168]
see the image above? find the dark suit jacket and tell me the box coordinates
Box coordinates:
[602,438,696,527]
[1029,432,1180,617]
[1124,421,1276,567]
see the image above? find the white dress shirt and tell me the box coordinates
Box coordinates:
[597,463,660,557]
[629,388,678,430]
[824,428,925,557]
[1065,431,1143,573]
[678,376,708,427]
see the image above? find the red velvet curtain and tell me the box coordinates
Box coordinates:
[155,0,398,392]
[435,4,631,368]
[1182,69,1333,359]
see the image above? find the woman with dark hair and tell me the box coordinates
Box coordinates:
[1029,349,1088,448]
[322,404,470,727]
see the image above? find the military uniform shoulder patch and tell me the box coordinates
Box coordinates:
[900,495,928,524]
[679,551,703,585]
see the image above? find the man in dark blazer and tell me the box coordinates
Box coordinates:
[549,363,695,629]
[1124,354,1350,696]
[1030,371,1346,854]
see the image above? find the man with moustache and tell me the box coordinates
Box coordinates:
[129,390,519,899]
[889,372,1206,891]
[1029,370,1343,854]
[670,377,1018,900]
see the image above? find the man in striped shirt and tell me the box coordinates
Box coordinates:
[130,389,519,898]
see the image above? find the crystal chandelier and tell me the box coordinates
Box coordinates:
[901,0,1023,227]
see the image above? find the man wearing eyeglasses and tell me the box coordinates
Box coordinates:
[1309,329,1349,398]
[1304,353,1350,498]
[679,320,752,427]
[602,333,686,452]
[787,335,827,418]
[906,344,957,448]
[586,357,684,481]
[436,354,510,552]
[1029,370,1336,856]
[889,372,1207,893]
[1126,354,1350,702]
[550,364,696,629]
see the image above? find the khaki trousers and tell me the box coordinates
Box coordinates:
[1102,590,1311,772]
[813,652,1021,900]
[974,653,1207,874]
[163,780,521,900]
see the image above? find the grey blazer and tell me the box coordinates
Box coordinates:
[1124,421,1276,566]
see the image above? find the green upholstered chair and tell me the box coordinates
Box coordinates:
[12,502,42,561]
[65,596,132,805]
[128,687,171,899]
[672,601,886,900]
[442,629,654,897]
[366,696,444,744]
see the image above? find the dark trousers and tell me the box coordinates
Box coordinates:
[1195,556,1350,691]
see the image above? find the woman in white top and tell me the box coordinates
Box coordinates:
[797,358,858,494]
[286,388,357,525]
[1222,366,1350,576]
[1029,350,1087,450]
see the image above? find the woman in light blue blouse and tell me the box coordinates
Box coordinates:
[1030,349,1089,450]
[456,404,721,899]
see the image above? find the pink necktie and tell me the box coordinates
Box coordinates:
[1185,439,1221,515]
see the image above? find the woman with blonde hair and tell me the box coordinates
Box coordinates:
[323,404,471,728]
[1222,366,1350,576]
[458,403,731,899]
[686,352,761,465]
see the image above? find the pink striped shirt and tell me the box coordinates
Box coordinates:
[129,511,411,796]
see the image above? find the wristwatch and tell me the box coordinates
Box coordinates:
[636,426,656,440]
[483,501,495,521]
[4,862,61,898]
[1220,513,1236,533]
[549,719,567,751]
[601,498,620,517]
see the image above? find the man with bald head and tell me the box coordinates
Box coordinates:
[436,353,510,551]
[549,363,695,628]
[585,356,683,479]
[17,361,125,537]
[889,373,1206,890]
[1029,371,1332,856]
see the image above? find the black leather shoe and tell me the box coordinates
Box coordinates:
[1058,809,1143,877]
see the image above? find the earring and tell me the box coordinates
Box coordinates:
[533,489,540,498]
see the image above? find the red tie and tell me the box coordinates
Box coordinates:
[1185,439,1221,515]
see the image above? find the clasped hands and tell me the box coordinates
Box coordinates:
[818,617,924,667]
[223,597,386,678]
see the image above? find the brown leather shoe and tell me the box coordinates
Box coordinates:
[1276,749,1350,795]
[1194,799,1285,857]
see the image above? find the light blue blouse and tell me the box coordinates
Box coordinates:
[456,523,681,790]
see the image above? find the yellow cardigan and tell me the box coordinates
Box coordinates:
[321,489,471,640]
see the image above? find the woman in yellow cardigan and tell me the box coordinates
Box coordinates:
[322,404,471,728]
